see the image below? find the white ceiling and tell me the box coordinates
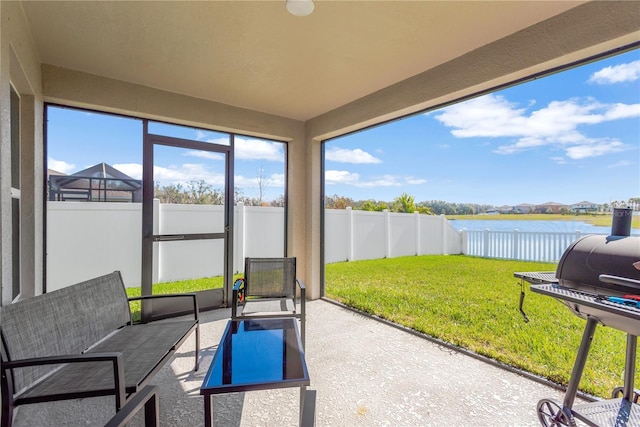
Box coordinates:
[19,1,602,121]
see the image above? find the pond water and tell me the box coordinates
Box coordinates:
[448,219,639,235]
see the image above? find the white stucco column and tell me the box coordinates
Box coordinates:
[1,1,45,303]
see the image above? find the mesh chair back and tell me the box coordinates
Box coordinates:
[245,258,296,299]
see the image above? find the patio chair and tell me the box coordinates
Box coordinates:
[232,257,306,347]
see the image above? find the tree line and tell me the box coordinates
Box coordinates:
[325,193,495,215]
[154,180,284,207]
[154,181,639,215]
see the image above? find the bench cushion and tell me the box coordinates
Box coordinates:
[1,272,131,394]
[15,320,197,402]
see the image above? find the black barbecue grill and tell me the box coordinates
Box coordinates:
[515,208,640,427]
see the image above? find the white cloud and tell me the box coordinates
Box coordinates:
[325,170,426,188]
[153,163,226,188]
[604,103,640,120]
[48,158,76,174]
[325,147,382,164]
[113,163,142,179]
[122,157,284,194]
[197,134,284,162]
[235,173,285,188]
[356,174,403,188]
[608,160,632,168]
[407,177,428,185]
[565,140,625,159]
[184,150,224,161]
[235,138,284,162]
[325,170,360,185]
[195,130,209,141]
[588,60,640,84]
[435,93,640,159]
[550,156,567,165]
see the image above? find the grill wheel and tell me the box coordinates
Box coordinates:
[537,398,577,427]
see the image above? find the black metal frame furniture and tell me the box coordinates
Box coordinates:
[516,272,640,427]
[104,384,159,427]
[0,271,200,427]
[231,257,306,347]
[200,318,311,427]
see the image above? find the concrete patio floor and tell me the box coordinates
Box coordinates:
[12,299,582,426]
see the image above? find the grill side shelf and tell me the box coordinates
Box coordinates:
[572,397,640,427]
[514,272,558,285]
[531,284,640,336]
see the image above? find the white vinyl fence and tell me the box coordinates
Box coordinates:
[46,201,285,291]
[324,208,461,263]
[47,202,592,291]
[460,229,605,262]
[46,203,462,290]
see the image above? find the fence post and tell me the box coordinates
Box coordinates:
[384,209,391,258]
[347,207,353,261]
[460,229,468,255]
[513,229,519,260]
[484,229,490,258]
[440,214,448,255]
[415,211,421,256]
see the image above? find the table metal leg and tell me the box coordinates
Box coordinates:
[300,388,317,427]
[204,394,213,427]
[299,386,307,425]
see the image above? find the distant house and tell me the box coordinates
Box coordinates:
[534,202,570,214]
[513,204,535,214]
[570,201,599,213]
[48,163,142,202]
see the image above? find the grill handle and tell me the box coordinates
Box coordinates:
[599,274,640,291]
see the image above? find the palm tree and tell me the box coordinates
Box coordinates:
[393,193,416,213]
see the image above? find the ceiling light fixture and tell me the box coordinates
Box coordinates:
[286,0,315,17]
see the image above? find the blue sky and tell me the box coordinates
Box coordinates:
[47,112,287,202]
[326,49,640,206]
[48,49,639,207]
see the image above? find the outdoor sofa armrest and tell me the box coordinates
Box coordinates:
[231,279,246,320]
[296,279,306,309]
[128,293,199,322]
[3,352,126,410]
[296,279,306,349]
[104,384,159,427]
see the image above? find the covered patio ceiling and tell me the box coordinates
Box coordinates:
[19,1,639,124]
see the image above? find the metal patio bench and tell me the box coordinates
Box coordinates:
[0,271,200,427]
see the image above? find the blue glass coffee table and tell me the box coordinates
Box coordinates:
[200,318,310,427]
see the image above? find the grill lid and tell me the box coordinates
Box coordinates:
[556,234,640,295]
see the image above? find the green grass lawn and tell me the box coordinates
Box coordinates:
[125,276,227,322]
[325,255,636,398]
